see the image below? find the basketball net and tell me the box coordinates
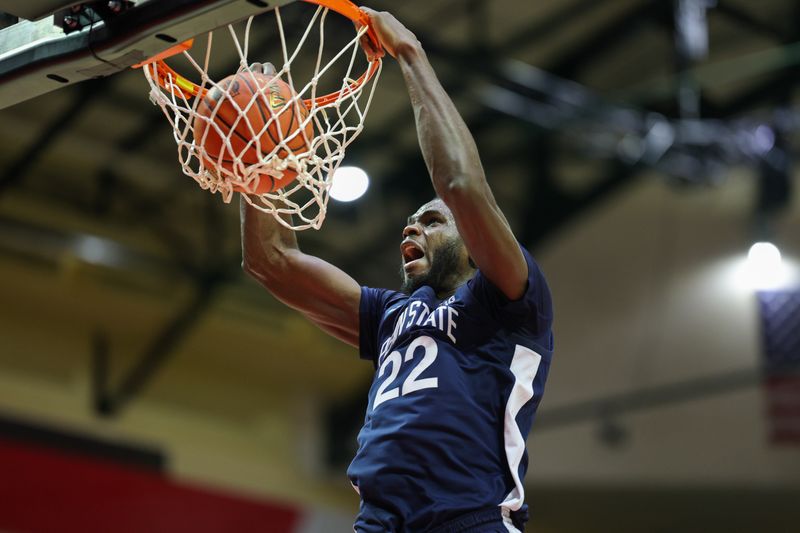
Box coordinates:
[139,2,382,230]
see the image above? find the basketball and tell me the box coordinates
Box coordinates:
[193,71,313,193]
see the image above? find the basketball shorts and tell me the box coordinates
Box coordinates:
[428,507,524,533]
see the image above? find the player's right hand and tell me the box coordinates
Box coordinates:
[247,62,276,75]
[359,7,420,60]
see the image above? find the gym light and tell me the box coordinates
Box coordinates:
[330,166,369,202]
[744,242,788,290]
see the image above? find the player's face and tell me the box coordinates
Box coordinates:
[399,199,473,295]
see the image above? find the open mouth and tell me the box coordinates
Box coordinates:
[401,241,425,267]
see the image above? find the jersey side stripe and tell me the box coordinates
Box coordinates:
[500,344,542,511]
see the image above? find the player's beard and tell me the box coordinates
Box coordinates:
[400,239,464,295]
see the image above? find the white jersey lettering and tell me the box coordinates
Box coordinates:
[379,301,459,359]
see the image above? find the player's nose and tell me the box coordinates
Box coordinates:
[402,222,421,238]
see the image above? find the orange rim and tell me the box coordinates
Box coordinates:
[134,0,383,108]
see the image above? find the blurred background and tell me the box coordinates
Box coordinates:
[1,0,799,531]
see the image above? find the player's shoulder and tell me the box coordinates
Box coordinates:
[361,286,408,315]
[463,244,552,326]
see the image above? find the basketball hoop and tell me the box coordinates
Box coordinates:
[136,0,383,230]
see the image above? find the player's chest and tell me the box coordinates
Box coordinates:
[368,297,497,413]
[376,291,490,361]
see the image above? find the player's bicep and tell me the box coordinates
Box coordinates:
[313,320,360,348]
[446,183,528,300]
[246,250,361,347]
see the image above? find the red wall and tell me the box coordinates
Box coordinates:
[0,438,300,533]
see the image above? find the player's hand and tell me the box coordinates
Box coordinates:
[359,7,420,59]
[247,62,277,76]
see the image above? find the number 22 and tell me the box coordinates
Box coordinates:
[373,336,439,409]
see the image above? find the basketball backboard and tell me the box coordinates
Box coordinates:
[0,0,296,110]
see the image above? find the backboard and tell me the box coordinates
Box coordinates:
[0,0,296,110]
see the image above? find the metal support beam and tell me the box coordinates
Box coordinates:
[715,1,790,42]
[718,66,799,118]
[498,0,621,58]
[349,0,622,156]
[548,1,658,79]
[671,0,713,119]
[518,141,642,247]
[0,78,106,193]
[93,274,224,417]
[535,366,761,431]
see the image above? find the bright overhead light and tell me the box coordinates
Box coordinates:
[748,242,781,266]
[330,166,369,202]
[744,242,788,290]
[74,235,123,267]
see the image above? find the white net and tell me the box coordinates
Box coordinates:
[141,4,382,230]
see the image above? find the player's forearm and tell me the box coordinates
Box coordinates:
[240,195,299,282]
[396,43,486,199]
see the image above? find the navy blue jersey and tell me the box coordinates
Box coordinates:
[347,245,554,532]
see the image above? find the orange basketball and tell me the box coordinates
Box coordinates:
[193,71,313,193]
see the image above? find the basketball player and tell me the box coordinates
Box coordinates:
[240,7,553,532]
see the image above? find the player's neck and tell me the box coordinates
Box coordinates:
[435,287,457,300]
[434,269,475,300]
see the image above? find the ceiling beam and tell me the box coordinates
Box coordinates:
[715,1,790,42]
[535,366,760,431]
[0,78,107,194]
[94,272,225,417]
[547,0,658,79]
[349,0,620,156]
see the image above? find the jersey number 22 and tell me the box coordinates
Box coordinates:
[373,335,438,409]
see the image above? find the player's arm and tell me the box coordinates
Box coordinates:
[362,8,528,300]
[240,197,361,347]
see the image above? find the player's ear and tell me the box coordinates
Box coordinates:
[468,256,476,269]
